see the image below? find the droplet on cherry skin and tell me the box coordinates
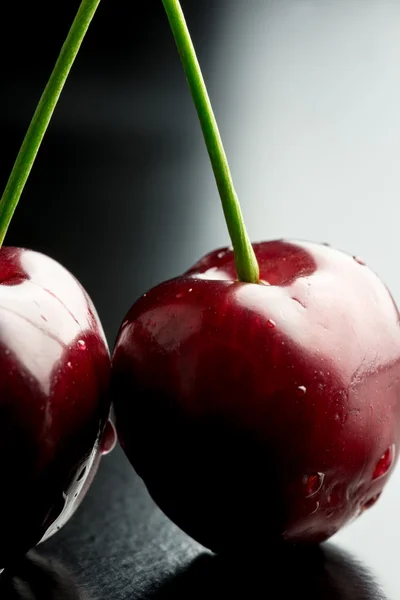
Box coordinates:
[373,445,395,480]
[101,420,117,455]
[353,256,366,266]
[309,501,320,515]
[362,493,381,511]
[266,319,276,329]
[297,385,307,396]
[304,472,325,497]
[77,339,86,351]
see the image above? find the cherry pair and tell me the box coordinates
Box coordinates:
[2,235,400,568]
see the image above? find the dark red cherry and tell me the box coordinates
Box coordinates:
[111,240,400,551]
[0,247,115,568]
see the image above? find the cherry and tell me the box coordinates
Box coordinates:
[111,0,400,551]
[112,240,400,549]
[0,0,114,568]
[0,246,115,567]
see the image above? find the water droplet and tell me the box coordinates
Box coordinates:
[101,420,117,455]
[67,361,72,369]
[309,501,320,515]
[362,493,381,511]
[266,319,276,329]
[77,466,87,482]
[143,293,147,298]
[259,279,271,286]
[373,445,395,480]
[188,288,193,293]
[304,472,325,497]
[41,314,48,322]
[77,340,86,351]
[292,297,306,308]
[297,385,307,396]
[217,251,226,259]
[353,256,366,266]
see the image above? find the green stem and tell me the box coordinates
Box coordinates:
[162,0,259,283]
[0,0,102,247]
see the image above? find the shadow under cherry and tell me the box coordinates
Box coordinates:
[151,543,387,600]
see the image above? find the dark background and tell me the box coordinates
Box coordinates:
[0,1,399,598]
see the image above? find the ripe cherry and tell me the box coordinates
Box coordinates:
[112,240,400,550]
[0,0,120,570]
[0,246,115,568]
[111,0,400,551]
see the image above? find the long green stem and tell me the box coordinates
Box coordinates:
[0,0,102,247]
[162,0,259,283]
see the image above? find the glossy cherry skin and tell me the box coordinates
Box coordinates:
[0,247,115,568]
[112,240,400,551]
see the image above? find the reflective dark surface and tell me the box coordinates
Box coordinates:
[0,552,90,600]
[1,0,399,598]
[38,448,388,600]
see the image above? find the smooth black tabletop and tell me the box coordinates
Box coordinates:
[1,1,400,598]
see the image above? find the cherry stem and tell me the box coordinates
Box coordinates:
[162,0,259,284]
[0,0,102,248]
